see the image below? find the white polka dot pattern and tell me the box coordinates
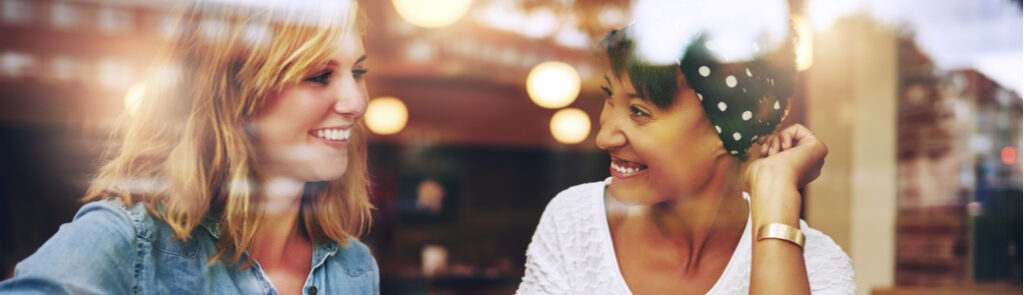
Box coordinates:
[677,35,791,160]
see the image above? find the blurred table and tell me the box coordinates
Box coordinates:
[381,274,520,295]
[874,283,1021,295]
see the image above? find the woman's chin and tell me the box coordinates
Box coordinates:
[312,168,347,183]
[304,159,348,183]
[607,182,659,206]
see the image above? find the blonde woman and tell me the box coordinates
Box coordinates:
[0,0,376,294]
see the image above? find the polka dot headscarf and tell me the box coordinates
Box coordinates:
[600,29,795,161]
[679,33,794,160]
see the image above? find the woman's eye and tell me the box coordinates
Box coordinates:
[353,69,368,80]
[629,106,650,118]
[304,70,333,85]
[600,85,612,98]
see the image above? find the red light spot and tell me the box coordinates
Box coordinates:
[1001,146,1016,165]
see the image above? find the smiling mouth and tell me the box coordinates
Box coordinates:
[611,157,648,175]
[311,128,351,141]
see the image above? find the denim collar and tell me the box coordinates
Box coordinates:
[198,215,221,238]
[197,215,340,267]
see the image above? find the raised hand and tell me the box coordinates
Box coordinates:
[746,124,828,190]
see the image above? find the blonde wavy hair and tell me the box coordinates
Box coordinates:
[83,0,371,268]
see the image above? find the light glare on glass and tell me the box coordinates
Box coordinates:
[124,83,146,118]
[792,15,814,71]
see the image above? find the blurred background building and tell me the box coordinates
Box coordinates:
[0,0,1020,294]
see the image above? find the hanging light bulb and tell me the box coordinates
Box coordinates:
[550,108,590,144]
[366,97,409,135]
[527,61,580,109]
[392,0,472,28]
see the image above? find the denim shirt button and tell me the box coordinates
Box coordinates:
[307,286,317,295]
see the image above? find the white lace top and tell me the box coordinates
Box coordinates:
[517,180,856,295]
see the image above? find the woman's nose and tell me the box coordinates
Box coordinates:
[595,108,626,150]
[332,76,367,118]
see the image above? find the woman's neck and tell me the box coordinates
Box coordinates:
[253,176,308,265]
[611,157,749,271]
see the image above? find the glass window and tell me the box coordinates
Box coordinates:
[0,52,36,77]
[50,56,77,82]
[157,13,178,39]
[97,6,132,34]
[2,0,32,25]
[97,59,133,88]
[50,2,81,29]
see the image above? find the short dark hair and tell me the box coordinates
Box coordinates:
[597,24,798,159]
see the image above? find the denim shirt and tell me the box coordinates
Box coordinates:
[0,200,380,295]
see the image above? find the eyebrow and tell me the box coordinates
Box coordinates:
[324,55,367,67]
[604,74,642,98]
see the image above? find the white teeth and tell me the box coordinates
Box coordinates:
[611,162,646,174]
[314,129,351,141]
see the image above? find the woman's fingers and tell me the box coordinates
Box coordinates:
[759,135,769,154]
[757,124,818,156]
[781,129,793,150]
[778,124,813,152]
[770,135,780,155]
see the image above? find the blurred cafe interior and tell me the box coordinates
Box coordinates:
[0,0,1021,294]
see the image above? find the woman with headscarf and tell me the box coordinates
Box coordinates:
[517,21,855,295]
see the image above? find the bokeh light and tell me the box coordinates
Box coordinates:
[1001,146,1016,165]
[793,15,814,71]
[392,0,472,28]
[526,61,580,109]
[123,83,145,118]
[631,0,789,64]
[549,108,590,144]
[366,96,409,135]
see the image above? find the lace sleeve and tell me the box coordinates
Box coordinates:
[516,204,570,295]
[804,224,857,295]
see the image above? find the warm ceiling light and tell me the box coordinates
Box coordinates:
[366,97,409,135]
[392,0,472,28]
[550,108,590,144]
[792,15,814,71]
[527,61,580,109]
